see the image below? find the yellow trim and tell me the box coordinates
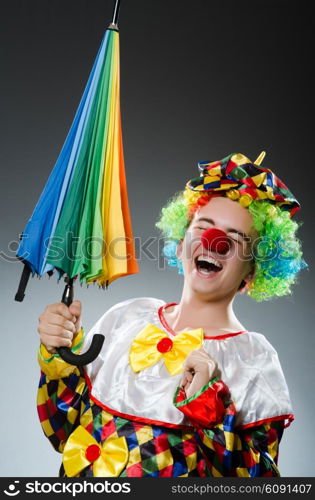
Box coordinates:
[38,328,84,379]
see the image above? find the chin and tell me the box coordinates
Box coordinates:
[188,275,221,294]
[187,271,238,299]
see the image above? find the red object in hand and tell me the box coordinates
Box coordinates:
[201,228,230,254]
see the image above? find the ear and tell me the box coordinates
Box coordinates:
[176,240,183,260]
[244,265,255,285]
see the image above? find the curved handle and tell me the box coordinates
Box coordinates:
[56,277,104,366]
[57,334,105,366]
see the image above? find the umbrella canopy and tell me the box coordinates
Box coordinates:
[15,0,138,300]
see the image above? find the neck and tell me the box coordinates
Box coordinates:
[165,284,245,335]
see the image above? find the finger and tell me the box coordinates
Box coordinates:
[37,324,74,340]
[44,313,76,333]
[185,372,208,398]
[180,373,187,387]
[186,370,194,382]
[180,370,193,387]
[45,303,74,321]
[184,356,218,378]
[45,345,57,354]
[181,370,193,384]
[180,376,191,393]
[183,351,206,370]
[183,380,190,392]
[69,300,81,319]
[183,353,196,369]
[40,333,72,349]
[68,301,82,333]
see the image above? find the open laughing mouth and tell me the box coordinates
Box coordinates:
[194,255,223,277]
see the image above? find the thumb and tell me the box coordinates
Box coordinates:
[68,300,82,333]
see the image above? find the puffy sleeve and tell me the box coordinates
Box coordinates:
[36,328,90,453]
[36,298,135,454]
[173,377,286,477]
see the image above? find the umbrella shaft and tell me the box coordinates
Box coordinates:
[62,278,74,307]
[112,0,121,25]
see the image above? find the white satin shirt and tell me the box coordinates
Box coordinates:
[82,297,293,429]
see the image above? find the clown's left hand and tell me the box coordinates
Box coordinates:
[180,348,219,399]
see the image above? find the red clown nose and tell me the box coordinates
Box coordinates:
[201,228,230,254]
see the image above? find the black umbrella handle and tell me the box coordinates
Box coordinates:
[111,0,121,25]
[56,278,105,366]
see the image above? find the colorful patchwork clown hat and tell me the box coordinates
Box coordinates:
[186,152,301,218]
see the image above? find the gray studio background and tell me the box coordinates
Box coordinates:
[1,0,314,477]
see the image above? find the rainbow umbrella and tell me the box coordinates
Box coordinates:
[15,0,139,365]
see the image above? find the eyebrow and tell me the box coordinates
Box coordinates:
[195,217,251,241]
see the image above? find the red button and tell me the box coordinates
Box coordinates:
[157,337,173,353]
[85,444,101,462]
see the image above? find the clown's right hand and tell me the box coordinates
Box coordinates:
[37,301,82,354]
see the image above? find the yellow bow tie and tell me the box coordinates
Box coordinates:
[63,426,129,477]
[129,324,204,376]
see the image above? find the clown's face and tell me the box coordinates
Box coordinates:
[176,196,257,300]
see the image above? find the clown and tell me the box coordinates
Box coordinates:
[37,152,307,477]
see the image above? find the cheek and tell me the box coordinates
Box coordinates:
[225,245,250,272]
[182,231,201,260]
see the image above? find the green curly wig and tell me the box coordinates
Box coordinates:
[155,189,308,302]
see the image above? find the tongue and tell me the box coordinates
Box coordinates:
[199,268,212,275]
[198,261,218,273]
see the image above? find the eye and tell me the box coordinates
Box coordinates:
[228,237,241,245]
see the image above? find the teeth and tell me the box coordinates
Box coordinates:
[196,255,223,270]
